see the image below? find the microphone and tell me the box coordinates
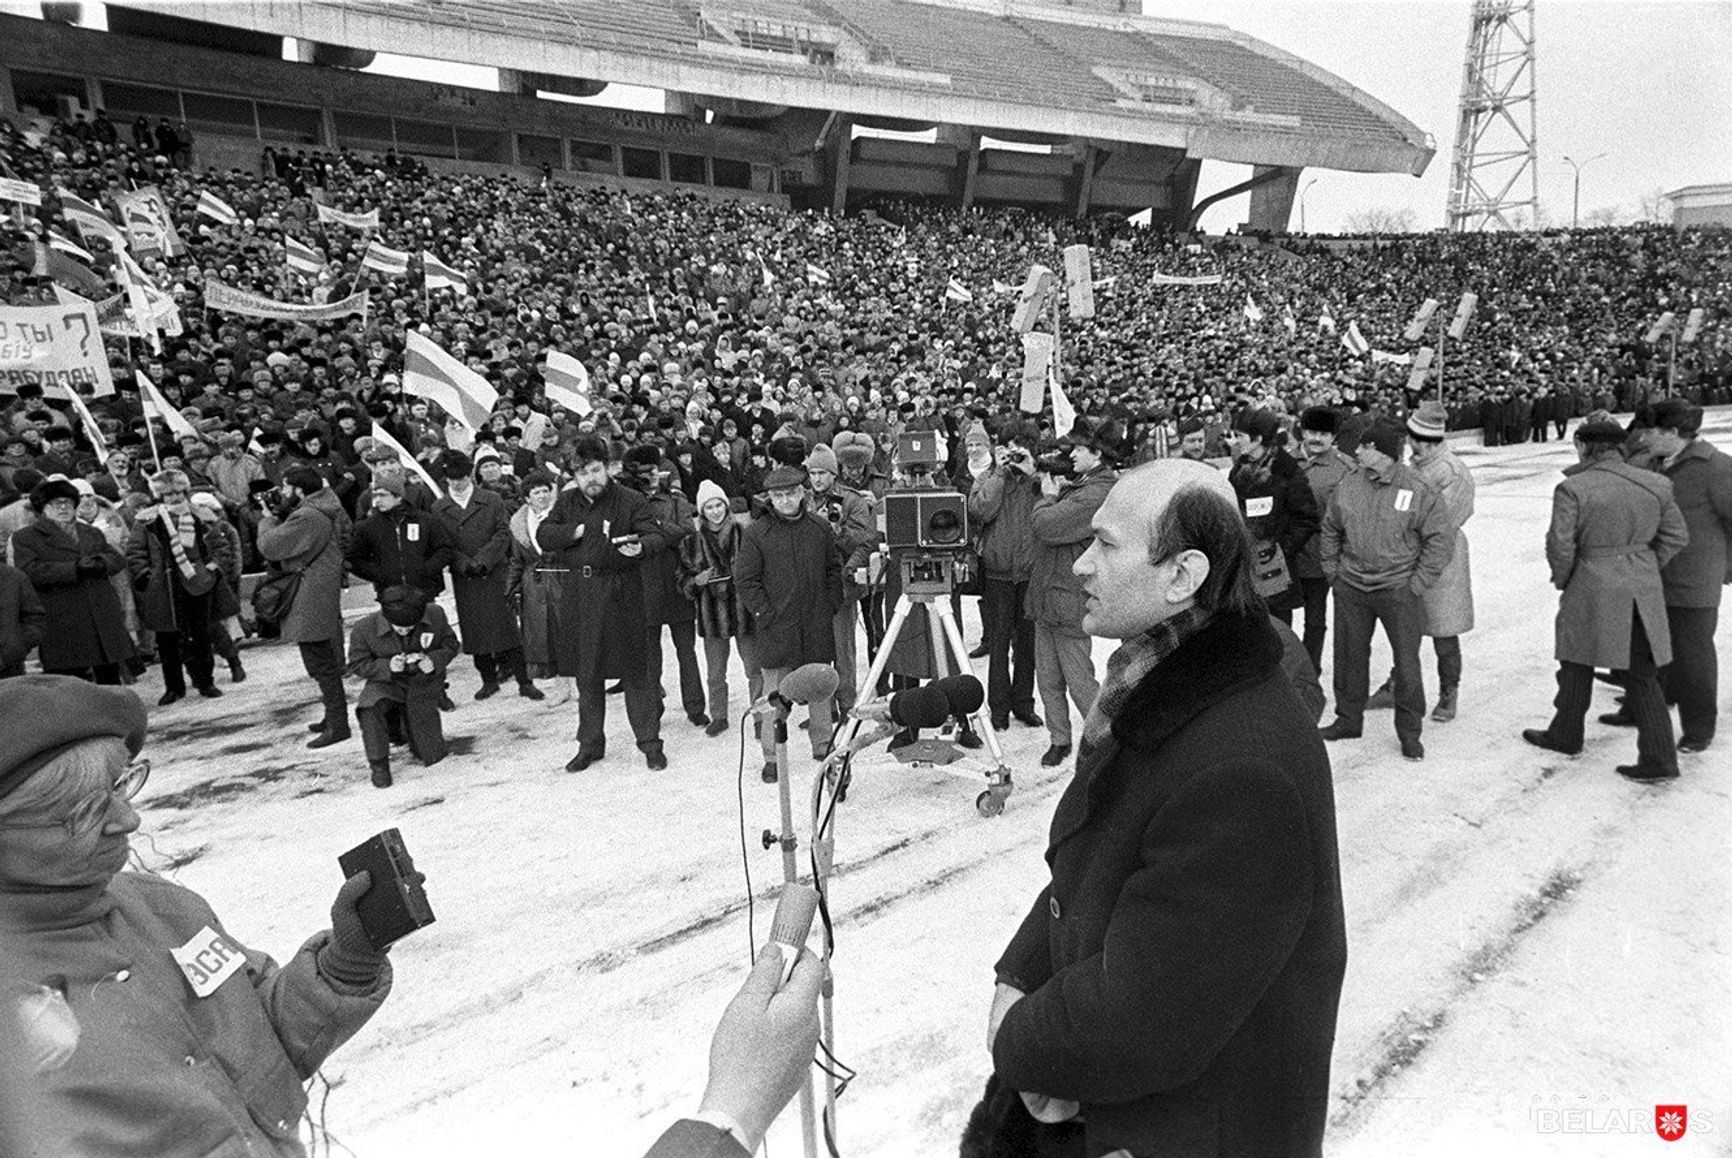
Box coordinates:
[851,684,951,729]
[748,663,841,717]
[768,883,819,989]
[932,674,985,718]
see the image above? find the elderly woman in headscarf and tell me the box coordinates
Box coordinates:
[0,676,392,1156]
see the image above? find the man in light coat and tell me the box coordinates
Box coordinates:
[1523,419,1688,781]
[1367,403,1476,722]
[1027,430,1117,767]
[258,466,353,748]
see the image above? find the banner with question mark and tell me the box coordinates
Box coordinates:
[0,298,116,398]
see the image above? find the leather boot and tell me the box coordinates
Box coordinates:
[1431,685,1458,723]
[370,761,393,788]
[1365,679,1395,710]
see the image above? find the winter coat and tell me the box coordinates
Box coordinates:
[506,505,566,669]
[346,506,454,596]
[679,515,755,639]
[1,871,390,1158]
[347,605,460,764]
[126,508,240,633]
[1320,462,1454,595]
[536,480,665,682]
[1411,447,1477,636]
[0,561,46,672]
[968,466,1038,583]
[1027,466,1116,632]
[1654,437,1732,608]
[734,507,842,670]
[637,487,698,626]
[256,488,351,646]
[1547,458,1688,668]
[1296,448,1355,580]
[433,488,519,655]
[10,517,135,670]
[1229,447,1320,614]
[992,610,1345,1158]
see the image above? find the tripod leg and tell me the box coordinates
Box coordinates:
[934,600,1007,764]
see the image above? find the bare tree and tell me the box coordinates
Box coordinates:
[1583,204,1628,228]
[1343,206,1418,234]
[1636,186,1670,223]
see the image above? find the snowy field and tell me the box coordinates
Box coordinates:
[127,414,1731,1158]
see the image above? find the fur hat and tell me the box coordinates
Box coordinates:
[1232,408,1282,444]
[1298,406,1339,435]
[623,444,663,472]
[768,434,809,468]
[437,450,474,480]
[1361,420,1406,461]
[29,478,81,511]
[378,584,428,627]
[0,675,147,801]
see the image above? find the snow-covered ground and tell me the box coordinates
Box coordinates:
[128,414,1731,1157]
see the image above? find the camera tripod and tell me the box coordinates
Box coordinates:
[757,553,1013,1157]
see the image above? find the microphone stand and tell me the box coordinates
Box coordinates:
[760,693,819,1158]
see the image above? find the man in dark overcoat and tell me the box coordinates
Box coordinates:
[984,460,1345,1158]
[346,475,455,598]
[432,451,541,701]
[624,447,706,727]
[734,465,842,781]
[537,436,668,771]
[1523,418,1688,780]
[0,560,46,678]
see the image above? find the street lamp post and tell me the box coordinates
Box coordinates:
[1562,153,1607,228]
[1298,177,1318,233]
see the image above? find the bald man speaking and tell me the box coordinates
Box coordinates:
[979,461,1347,1158]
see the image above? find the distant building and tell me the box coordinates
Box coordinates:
[1665,183,1732,229]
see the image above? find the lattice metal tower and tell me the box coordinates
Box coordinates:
[1446,0,1539,230]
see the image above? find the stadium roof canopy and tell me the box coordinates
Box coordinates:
[110,0,1433,177]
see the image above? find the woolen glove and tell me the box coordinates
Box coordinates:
[317,871,389,987]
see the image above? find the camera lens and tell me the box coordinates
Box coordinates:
[927,508,963,544]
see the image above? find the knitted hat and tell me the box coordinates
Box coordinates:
[1406,402,1448,441]
[963,423,992,451]
[696,479,729,513]
[372,473,406,497]
[1298,406,1338,435]
[804,444,838,476]
[0,675,147,801]
[1362,420,1406,461]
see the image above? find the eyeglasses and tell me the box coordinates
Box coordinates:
[0,759,150,840]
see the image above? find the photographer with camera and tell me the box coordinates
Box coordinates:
[968,429,1043,733]
[1028,424,1118,767]
[257,467,353,750]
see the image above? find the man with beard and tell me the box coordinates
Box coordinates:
[433,451,541,702]
[538,436,669,771]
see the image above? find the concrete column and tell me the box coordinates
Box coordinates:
[1247,165,1302,232]
[829,119,852,216]
[1074,142,1098,219]
[959,131,981,209]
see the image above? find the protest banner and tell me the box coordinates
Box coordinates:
[0,299,116,398]
[203,282,369,322]
[315,203,380,230]
[0,177,42,207]
[1150,273,1224,286]
[114,185,186,258]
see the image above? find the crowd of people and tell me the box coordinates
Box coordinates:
[1,104,1729,1157]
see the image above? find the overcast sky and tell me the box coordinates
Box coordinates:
[45,1,1732,233]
